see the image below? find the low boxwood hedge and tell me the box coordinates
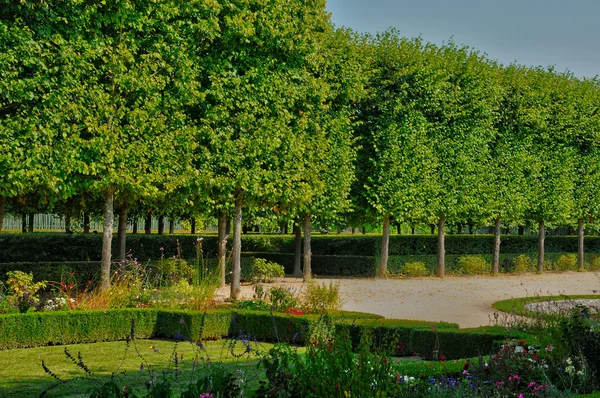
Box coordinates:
[335,320,521,360]
[0,308,508,361]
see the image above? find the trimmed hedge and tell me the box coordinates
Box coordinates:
[336,320,512,360]
[0,307,508,360]
[4,233,600,264]
[0,308,378,350]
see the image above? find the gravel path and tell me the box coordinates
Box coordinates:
[217,272,600,328]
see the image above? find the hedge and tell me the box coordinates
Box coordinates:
[0,308,379,350]
[4,233,600,264]
[0,307,514,360]
[336,320,517,360]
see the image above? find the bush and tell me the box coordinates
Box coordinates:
[400,261,429,277]
[267,286,299,311]
[512,254,534,274]
[304,281,342,313]
[252,258,284,283]
[590,255,600,271]
[458,256,490,275]
[5,271,46,312]
[555,254,577,272]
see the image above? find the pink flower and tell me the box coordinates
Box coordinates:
[496,381,504,386]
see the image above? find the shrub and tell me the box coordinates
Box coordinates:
[589,255,600,271]
[458,256,490,275]
[512,254,533,274]
[555,254,577,272]
[5,271,46,312]
[252,258,284,283]
[303,281,342,313]
[267,286,299,311]
[400,261,429,277]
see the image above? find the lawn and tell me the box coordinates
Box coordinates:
[0,338,276,398]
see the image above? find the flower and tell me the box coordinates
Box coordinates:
[545,344,553,352]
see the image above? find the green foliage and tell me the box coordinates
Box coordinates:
[561,306,600,390]
[458,255,491,275]
[5,271,46,312]
[513,254,535,274]
[251,258,284,283]
[590,255,600,271]
[555,254,578,272]
[257,320,400,398]
[267,287,299,312]
[400,261,429,277]
[303,281,343,313]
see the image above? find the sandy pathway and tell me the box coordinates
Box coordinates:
[218,272,600,328]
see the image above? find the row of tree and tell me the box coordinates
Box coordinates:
[2,1,599,298]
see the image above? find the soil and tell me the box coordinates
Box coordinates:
[216,272,600,328]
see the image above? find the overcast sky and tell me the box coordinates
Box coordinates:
[325,0,600,78]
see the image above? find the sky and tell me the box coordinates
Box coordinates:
[325,0,600,78]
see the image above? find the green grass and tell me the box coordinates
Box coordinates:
[0,338,277,398]
[0,336,487,397]
[493,294,600,316]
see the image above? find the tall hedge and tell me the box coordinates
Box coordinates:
[2,234,598,264]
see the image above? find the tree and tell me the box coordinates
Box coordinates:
[568,78,600,270]
[0,4,58,233]
[8,1,204,287]
[519,68,576,272]
[487,65,531,274]
[356,32,436,277]
[195,0,350,296]
[417,42,497,277]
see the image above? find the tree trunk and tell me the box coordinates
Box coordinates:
[157,215,165,235]
[396,223,401,235]
[65,212,72,234]
[294,221,302,277]
[430,224,435,235]
[191,218,196,234]
[578,218,585,271]
[361,226,366,234]
[83,212,91,234]
[0,196,5,233]
[144,214,152,234]
[351,227,355,234]
[537,220,545,273]
[518,225,524,236]
[100,188,115,289]
[437,216,445,277]
[468,222,474,235]
[169,218,174,234]
[411,226,415,235]
[457,223,463,234]
[28,213,34,233]
[492,216,501,275]
[231,195,243,300]
[117,202,128,261]
[21,213,26,233]
[132,219,137,234]
[378,215,390,278]
[218,211,227,288]
[303,213,312,282]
